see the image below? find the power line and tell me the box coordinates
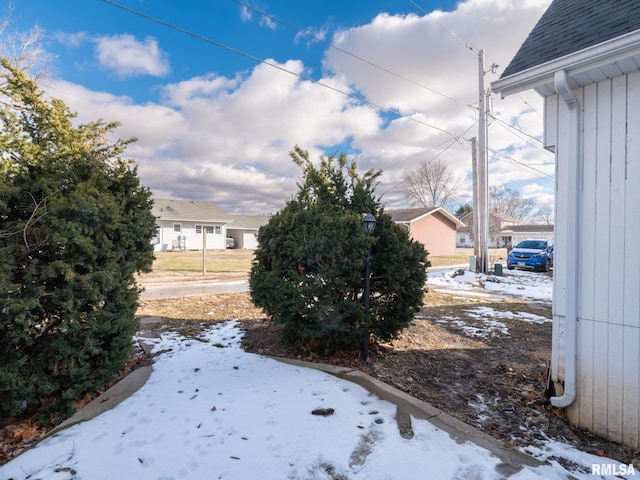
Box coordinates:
[490,117,556,164]
[407,0,475,52]
[489,147,555,179]
[103,0,553,184]
[101,0,461,140]
[233,0,468,108]
[379,121,478,199]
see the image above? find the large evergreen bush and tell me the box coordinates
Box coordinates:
[249,146,429,354]
[0,58,156,417]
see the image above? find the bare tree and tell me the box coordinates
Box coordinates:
[401,158,459,208]
[489,185,536,222]
[535,204,554,224]
[0,10,50,82]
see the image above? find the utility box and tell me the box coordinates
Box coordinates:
[494,263,503,276]
[469,255,477,272]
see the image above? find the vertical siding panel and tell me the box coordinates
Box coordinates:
[591,80,612,437]
[623,71,640,449]
[577,85,597,429]
[624,71,640,330]
[593,321,609,436]
[609,76,626,325]
[581,84,597,322]
[623,325,640,448]
[577,314,594,429]
[594,80,612,324]
[607,324,624,443]
[606,76,627,444]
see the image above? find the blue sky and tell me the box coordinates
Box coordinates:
[3,0,554,216]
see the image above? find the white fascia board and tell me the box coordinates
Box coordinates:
[492,30,640,98]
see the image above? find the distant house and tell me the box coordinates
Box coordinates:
[152,198,230,251]
[152,198,268,251]
[456,211,518,248]
[225,214,270,250]
[499,224,554,247]
[492,0,640,449]
[387,207,464,256]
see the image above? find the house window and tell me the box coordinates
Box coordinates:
[200,225,221,234]
[460,236,466,243]
[173,223,181,233]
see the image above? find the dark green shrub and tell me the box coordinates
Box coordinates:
[249,146,429,355]
[0,58,156,417]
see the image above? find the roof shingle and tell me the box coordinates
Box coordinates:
[501,0,640,78]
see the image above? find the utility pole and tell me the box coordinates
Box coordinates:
[477,49,490,274]
[471,136,479,271]
[202,227,207,275]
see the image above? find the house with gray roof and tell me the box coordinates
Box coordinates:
[493,0,640,449]
[387,207,464,256]
[152,199,268,251]
[225,214,270,250]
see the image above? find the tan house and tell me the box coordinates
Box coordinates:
[388,207,464,256]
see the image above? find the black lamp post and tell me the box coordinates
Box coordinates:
[361,212,376,360]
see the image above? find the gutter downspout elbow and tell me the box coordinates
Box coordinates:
[550,70,579,408]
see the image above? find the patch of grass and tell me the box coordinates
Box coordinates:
[152,250,254,273]
[428,249,508,267]
[148,248,508,275]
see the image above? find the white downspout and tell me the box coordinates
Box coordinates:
[551,70,579,408]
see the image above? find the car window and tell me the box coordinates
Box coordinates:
[516,240,547,249]
[516,241,535,249]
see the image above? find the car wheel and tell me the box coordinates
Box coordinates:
[507,265,514,270]
[542,259,550,272]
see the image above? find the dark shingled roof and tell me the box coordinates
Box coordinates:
[152,198,228,222]
[501,0,640,78]
[387,207,439,223]
[501,224,555,234]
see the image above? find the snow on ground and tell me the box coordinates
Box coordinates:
[426,268,553,303]
[427,268,551,340]
[433,307,550,339]
[435,314,510,338]
[1,269,633,479]
[1,321,627,480]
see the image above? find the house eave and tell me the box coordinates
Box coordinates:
[156,216,231,224]
[493,29,640,98]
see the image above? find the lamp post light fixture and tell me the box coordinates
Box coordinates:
[361,212,376,360]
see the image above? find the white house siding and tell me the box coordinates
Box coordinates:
[549,71,640,447]
[155,220,227,251]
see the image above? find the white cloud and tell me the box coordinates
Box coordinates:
[295,26,328,46]
[94,34,170,77]
[43,0,555,216]
[53,31,90,48]
[522,183,545,195]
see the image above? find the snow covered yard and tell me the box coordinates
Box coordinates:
[1,268,636,479]
[1,317,635,479]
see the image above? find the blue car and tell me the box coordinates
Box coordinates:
[507,239,554,272]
